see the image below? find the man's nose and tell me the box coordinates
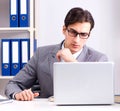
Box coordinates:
[74,34,81,41]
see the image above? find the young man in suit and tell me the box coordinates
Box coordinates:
[5,7,108,101]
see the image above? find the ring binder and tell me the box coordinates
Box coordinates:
[19,0,30,27]
[10,0,19,27]
[1,39,11,76]
[20,39,30,68]
[11,39,21,76]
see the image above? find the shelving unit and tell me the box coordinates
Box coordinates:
[0,27,36,57]
[0,0,36,96]
[0,0,36,79]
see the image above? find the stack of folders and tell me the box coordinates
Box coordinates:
[1,38,30,76]
[10,0,30,27]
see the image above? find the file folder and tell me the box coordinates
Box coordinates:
[11,39,21,76]
[19,0,30,27]
[10,0,19,27]
[1,39,11,76]
[20,39,30,68]
[34,38,37,52]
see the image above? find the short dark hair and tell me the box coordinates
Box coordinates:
[64,7,94,31]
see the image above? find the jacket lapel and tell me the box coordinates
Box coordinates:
[77,45,92,62]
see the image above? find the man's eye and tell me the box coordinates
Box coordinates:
[80,33,88,36]
[70,30,78,35]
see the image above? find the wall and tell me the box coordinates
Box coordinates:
[36,0,120,95]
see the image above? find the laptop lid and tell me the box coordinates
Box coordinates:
[53,62,114,105]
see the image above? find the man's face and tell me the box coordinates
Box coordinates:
[63,22,91,54]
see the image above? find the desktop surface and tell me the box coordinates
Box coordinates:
[0,98,120,111]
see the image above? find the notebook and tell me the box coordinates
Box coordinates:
[53,62,114,105]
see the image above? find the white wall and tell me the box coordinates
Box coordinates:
[36,0,120,95]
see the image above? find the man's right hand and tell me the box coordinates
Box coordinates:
[14,89,39,101]
[56,48,77,62]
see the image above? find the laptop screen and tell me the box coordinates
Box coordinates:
[53,62,114,105]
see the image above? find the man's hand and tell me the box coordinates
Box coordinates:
[14,89,39,101]
[56,48,77,62]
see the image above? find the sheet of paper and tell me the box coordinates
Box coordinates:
[0,95,13,105]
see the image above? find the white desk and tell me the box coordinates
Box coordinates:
[0,99,120,111]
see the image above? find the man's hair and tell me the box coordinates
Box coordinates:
[64,7,94,31]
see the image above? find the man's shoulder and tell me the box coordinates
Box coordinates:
[37,43,61,52]
[84,46,108,61]
[86,46,105,55]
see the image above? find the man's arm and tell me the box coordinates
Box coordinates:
[5,48,39,100]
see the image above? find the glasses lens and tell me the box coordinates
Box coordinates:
[67,28,89,39]
[67,29,78,37]
[80,33,89,39]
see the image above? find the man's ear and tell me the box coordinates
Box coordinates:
[62,25,66,34]
[88,31,91,37]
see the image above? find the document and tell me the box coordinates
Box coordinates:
[0,95,13,105]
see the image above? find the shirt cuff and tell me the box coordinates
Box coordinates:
[11,93,17,99]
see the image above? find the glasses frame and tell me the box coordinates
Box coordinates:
[67,28,90,39]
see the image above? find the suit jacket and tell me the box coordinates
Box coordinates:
[5,41,108,98]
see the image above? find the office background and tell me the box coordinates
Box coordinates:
[35,0,120,95]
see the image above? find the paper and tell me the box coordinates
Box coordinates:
[0,95,13,105]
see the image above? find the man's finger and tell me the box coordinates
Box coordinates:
[34,92,39,97]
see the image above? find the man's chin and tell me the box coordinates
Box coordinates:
[71,49,79,54]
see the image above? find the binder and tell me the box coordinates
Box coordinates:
[11,39,21,76]
[20,39,30,68]
[1,39,11,76]
[19,0,30,27]
[10,0,19,27]
[34,38,37,52]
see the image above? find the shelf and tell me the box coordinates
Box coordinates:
[0,76,14,79]
[0,27,36,33]
[0,0,36,77]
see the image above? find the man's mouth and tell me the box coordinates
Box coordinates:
[72,44,79,48]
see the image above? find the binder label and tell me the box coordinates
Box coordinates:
[20,0,27,14]
[3,42,9,63]
[12,41,19,63]
[22,41,28,62]
[11,0,17,15]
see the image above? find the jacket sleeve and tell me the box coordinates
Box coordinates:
[5,48,39,98]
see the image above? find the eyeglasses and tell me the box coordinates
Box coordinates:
[67,28,90,39]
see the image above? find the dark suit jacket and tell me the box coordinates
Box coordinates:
[5,41,108,98]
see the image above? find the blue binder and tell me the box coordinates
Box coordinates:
[34,38,37,52]
[20,39,30,68]
[11,39,21,76]
[1,39,11,76]
[19,0,30,27]
[10,0,19,27]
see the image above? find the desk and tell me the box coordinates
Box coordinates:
[0,99,120,111]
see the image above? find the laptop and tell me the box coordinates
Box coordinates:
[53,62,114,105]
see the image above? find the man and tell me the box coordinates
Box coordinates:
[5,7,108,101]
